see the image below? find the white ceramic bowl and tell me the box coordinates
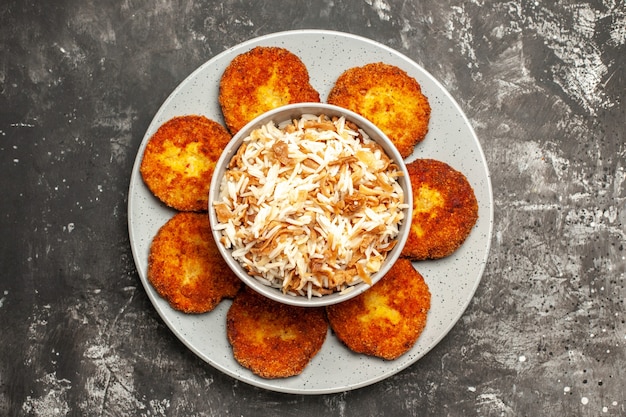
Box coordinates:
[208,103,412,307]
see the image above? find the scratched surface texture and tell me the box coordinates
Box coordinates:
[1,0,624,416]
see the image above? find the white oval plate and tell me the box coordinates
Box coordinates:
[128,29,494,395]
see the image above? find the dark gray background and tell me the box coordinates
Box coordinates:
[1,0,624,416]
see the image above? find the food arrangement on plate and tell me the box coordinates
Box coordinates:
[138,45,479,379]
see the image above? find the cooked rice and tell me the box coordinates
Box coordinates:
[213,113,407,297]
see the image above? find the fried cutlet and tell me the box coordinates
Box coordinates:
[218,46,321,135]
[226,287,328,378]
[326,259,431,360]
[140,115,231,212]
[148,212,241,313]
[327,62,431,158]
[401,159,478,260]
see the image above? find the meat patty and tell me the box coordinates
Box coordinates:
[327,62,431,159]
[148,212,241,313]
[326,259,431,360]
[219,46,320,135]
[227,287,328,378]
[140,115,231,212]
[401,158,478,260]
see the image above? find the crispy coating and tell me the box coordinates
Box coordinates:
[327,62,431,158]
[140,115,231,212]
[148,212,241,313]
[226,287,328,379]
[401,159,478,260]
[326,259,431,360]
[219,46,321,135]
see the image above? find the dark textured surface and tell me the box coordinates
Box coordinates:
[1,0,624,415]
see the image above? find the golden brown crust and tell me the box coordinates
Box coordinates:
[226,287,328,378]
[148,212,241,313]
[327,62,431,158]
[326,259,431,360]
[401,159,479,260]
[140,115,231,212]
[219,46,321,135]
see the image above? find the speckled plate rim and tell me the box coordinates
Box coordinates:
[128,29,494,395]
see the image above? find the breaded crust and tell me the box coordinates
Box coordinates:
[219,46,321,135]
[401,159,479,260]
[327,62,431,158]
[226,287,328,379]
[140,115,231,212]
[326,259,431,360]
[148,212,241,313]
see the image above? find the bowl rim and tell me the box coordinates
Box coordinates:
[208,102,413,307]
